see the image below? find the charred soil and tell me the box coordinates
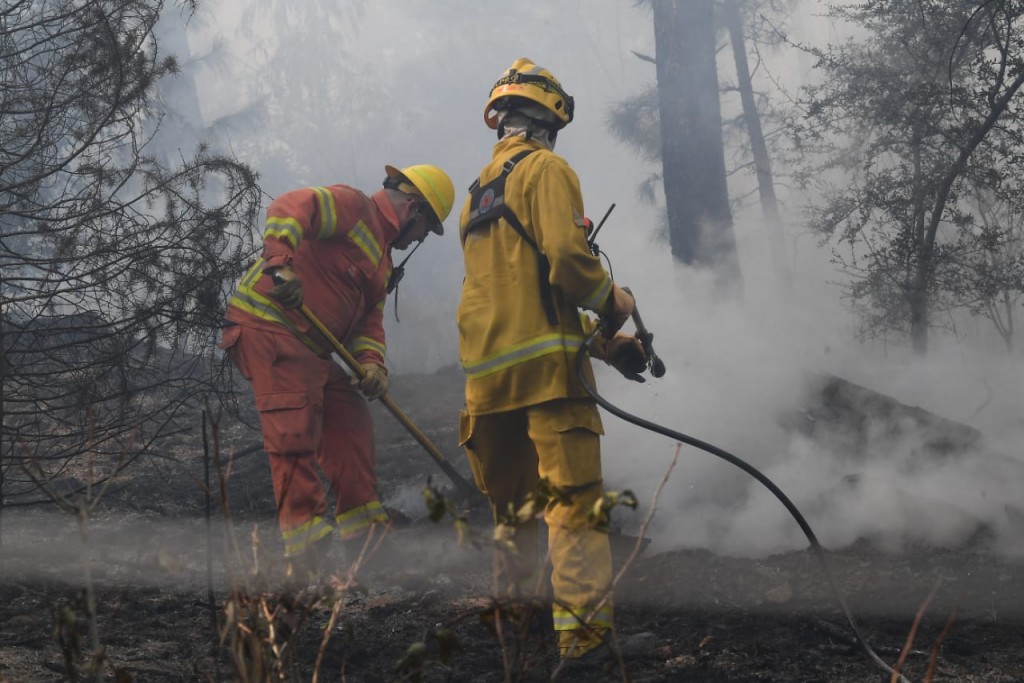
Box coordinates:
[1,368,1022,682]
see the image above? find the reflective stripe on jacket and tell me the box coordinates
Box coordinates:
[226,186,398,366]
[457,137,614,415]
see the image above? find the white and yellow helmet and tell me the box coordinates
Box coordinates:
[484,57,574,131]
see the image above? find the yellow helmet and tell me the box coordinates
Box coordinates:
[484,57,574,131]
[383,164,454,235]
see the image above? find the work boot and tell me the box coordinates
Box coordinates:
[558,626,608,660]
[284,534,334,588]
[555,628,610,679]
[283,554,317,590]
[382,505,413,529]
[556,629,657,676]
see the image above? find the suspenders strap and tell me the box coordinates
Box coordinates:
[463,151,558,326]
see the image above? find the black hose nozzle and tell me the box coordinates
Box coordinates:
[622,287,666,378]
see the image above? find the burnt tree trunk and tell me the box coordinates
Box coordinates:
[652,0,742,292]
[0,281,4,555]
[723,0,790,290]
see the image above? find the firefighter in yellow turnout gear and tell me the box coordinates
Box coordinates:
[457,58,645,660]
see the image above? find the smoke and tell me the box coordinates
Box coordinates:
[0,507,486,588]
[0,510,226,588]
[170,1,1024,563]
[594,215,1024,560]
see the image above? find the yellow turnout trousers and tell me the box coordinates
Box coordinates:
[460,398,614,637]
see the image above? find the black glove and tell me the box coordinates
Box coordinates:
[600,284,635,337]
[605,334,647,380]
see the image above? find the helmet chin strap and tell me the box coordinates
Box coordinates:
[386,238,423,324]
[387,237,422,295]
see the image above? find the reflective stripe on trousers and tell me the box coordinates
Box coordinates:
[221,323,386,556]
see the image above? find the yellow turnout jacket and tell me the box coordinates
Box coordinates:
[457,137,614,415]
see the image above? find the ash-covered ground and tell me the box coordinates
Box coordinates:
[1,368,1022,682]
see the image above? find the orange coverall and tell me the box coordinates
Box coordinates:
[220,185,398,556]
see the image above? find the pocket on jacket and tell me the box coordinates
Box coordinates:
[255,390,321,456]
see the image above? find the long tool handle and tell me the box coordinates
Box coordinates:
[297,303,477,499]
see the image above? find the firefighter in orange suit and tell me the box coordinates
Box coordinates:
[220,164,454,571]
[457,58,647,660]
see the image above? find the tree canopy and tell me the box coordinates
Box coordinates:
[0,0,262,505]
[797,0,1024,353]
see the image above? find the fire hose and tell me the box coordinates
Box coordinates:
[583,292,911,683]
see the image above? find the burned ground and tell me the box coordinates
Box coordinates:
[1,368,1022,682]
